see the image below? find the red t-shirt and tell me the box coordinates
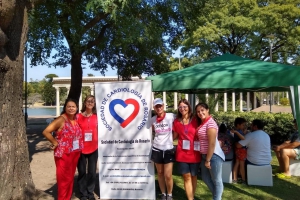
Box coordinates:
[173,117,201,163]
[77,113,98,154]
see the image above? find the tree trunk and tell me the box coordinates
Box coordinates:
[68,54,83,102]
[0,0,35,199]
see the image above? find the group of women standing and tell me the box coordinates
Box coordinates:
[42,95,224,200]
[151,98,225,200]
[43,95,98,200]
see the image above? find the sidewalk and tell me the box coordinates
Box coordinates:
[26,116,100,200]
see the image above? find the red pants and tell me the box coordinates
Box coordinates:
[55,151,80,200]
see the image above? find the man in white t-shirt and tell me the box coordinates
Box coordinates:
[272,119,300,179]
[236,119,272,166]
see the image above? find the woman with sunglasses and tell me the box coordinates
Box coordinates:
[77,95,98,200]
[151,98,175,200]
[173,99,201,200]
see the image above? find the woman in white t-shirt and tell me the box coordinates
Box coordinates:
[151,98,175,200]
[196,103,225,200]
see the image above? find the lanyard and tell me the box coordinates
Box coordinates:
[181,118,191,134]
[87,116,90,129]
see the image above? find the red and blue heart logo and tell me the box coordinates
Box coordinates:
[109,99,140,128]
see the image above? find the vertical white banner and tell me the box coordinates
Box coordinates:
[95,81,155,200]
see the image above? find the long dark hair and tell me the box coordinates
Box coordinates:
[176,99,193,119]
[81,95,97,114]
[195,102,209,126]
[61,98,79,115]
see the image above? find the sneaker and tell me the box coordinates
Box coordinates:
[166,195,173,200]
[276,173,291,179]
[232,180,238,184]
[240,180,247,185]
[160,194,167,200]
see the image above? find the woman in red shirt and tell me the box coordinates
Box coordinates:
[173,99,201,200]
[43,98,83,200]
[77,95,98,200]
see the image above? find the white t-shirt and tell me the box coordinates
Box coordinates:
[151,113,175,150]
[239,130,272,165]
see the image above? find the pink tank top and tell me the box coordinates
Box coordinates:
[54,114,83,157]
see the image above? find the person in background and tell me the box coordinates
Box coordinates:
[273,119,300,179]
[42,98,83,200]
[218,123,234,161]
[196,102,224,200]
[231,117,247,184]
[236,119,271,166]
[173,99,201,200]
[77,95,98,200]
[151,98,175,200]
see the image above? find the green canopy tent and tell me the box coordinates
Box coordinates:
[146,53,300,132]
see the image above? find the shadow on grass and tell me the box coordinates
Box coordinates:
[220,164,300,200]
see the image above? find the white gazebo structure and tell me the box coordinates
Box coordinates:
[52,76,143,116]
[53,76,178,116]
[53,76,263,117]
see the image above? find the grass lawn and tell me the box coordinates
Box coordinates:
[154,151,300,200]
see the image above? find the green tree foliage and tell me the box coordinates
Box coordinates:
[213,111,294,144]
[82,86,92,105]
[23,82,36,99]
[182,0,300,64]
[40,74,58,105]
[27,0,184,100]
[280,97,290,106]
[168,56,192,71]
[29,78,41,93]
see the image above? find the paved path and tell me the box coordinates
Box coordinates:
[251,105,292,113]
[27,116,100,200]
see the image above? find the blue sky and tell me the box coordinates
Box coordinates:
[26,63,118,81]
[25,48,181,81]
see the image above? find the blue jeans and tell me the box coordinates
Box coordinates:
[201,154,224,200]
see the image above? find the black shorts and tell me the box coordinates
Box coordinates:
[151,147,175,164]
[177,162,200,176]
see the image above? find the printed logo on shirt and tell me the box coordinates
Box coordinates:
[154,123,168,128]
[154,123,171,134]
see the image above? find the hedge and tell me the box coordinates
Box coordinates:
[162,109,295,145]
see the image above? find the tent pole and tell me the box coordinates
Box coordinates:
[291,86,300,134]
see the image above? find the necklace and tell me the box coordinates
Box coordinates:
[84,111,93,117]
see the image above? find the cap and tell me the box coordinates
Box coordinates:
[153,98,163,106]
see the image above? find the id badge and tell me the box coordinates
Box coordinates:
[72,140,79,150]
[182,140,190,150]
[84,131,93,142]
[194,141,200,151]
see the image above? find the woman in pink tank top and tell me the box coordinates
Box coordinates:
[43,98,83,200]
